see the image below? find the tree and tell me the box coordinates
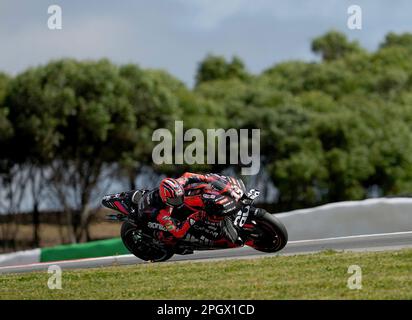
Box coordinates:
[380,32,412,50]
[0,73,12,150]
[119,65,183,187]
[0,73,24,250]
[5,63,75,246]
[51,59,136,242]
[312,30,365,61]
[7,59,137,243]
[173,87,228,175]
[195,55,249,86]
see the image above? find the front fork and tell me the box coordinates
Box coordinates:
[233,206,265,244]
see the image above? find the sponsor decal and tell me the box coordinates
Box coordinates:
[217,198,229,204]
[202,193,216,199]
[147,222,168,231]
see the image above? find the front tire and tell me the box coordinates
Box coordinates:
[121,221,174,262]
[246,212,288,253]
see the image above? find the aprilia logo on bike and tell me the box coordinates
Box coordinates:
[152,121,260,175]
[147,222,168,231]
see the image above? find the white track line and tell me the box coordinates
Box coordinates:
[287,230,412,244]
[1,231,412,272]
[0,254,134,271]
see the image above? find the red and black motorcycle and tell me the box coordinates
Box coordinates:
[102,176,288,262]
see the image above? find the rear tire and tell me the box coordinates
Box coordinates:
[247,212,288,253]
[121,221,174,262]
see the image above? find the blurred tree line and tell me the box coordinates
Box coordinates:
[1,30,412,248]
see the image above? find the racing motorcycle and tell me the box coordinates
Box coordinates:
[101,176,288,262]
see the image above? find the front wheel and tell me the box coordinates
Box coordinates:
[244,212,288,253]
[121,221,174,262]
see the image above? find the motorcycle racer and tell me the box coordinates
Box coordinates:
[101,173,288,262]
[125,172,244,244]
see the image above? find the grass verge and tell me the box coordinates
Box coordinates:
[1,249,411,299]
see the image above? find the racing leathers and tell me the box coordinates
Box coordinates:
[128,172,242,243]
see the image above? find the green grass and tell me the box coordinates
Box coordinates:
[1,249,412,299]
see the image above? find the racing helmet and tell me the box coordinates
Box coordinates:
[159,178,184,207]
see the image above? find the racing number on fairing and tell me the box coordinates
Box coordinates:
[234,206,250,227]
[246,189,260,200]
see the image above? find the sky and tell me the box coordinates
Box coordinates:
[1,0,412,87]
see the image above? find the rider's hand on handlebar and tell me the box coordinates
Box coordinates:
[230,185,244,201]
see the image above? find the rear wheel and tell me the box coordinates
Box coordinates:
[245,212,288,253]
[121,221,174,262]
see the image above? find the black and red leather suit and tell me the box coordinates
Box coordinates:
[130,172,242,244]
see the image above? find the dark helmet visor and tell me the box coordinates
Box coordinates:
[166,195,184,207]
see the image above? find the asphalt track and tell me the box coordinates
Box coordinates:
[1,231,411,274]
